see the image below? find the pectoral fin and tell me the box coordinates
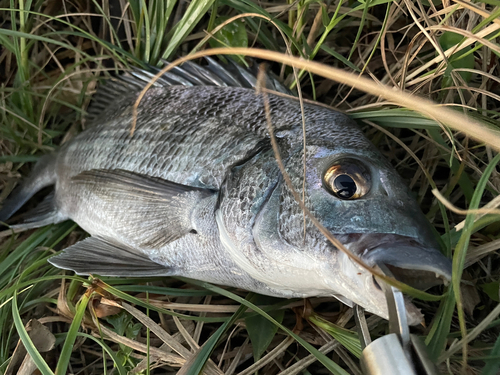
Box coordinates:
[71,169,216,248]
[49,236,171,276]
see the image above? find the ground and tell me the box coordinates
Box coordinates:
[0,1,499,374]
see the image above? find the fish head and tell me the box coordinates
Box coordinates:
[276,139,451,324]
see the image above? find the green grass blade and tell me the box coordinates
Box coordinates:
[162,0,215,60]
[481,333,500,375]
[348,0,371,60]
[351,109,440,129]
[96,280,227,323]
[245,294,285,362]
[0,275,87,303]
[320,45,361,72]
[115,284,214,296]
[428,154,500,361]
[443,215,500,249]
[452,153,500,281]
[427,128,475,202]
[77,333,127,375]
[150,0,177,65]
[0,155,40,163]
[139,0,151,62]
[425,290,456,361]
[182,304,247,375]
[309,314,362,358]
[55,291,91,375]
[91,0,123,50]
[179,278,350,375]
[220,0,297,51]
[0,226,52,277]
[12,292,54,375]
[452,153,500,358]
[0,27,91,59]
[0,8,144,66]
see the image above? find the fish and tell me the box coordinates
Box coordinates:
[0,58,451,324]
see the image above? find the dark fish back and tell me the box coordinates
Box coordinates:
[59,84,372,190]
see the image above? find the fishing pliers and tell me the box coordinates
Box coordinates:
[354,264,439,375]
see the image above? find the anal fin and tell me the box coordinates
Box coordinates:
[49,237,172,277]
[10,191,65,229]
[0,154,57,226]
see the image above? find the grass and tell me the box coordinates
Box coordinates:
[0,0,500,374]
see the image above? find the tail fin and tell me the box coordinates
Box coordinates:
[0,154,58,224]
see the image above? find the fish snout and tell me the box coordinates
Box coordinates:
[363,240,452,291]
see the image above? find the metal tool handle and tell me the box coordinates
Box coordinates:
[361,333,418,375]
[356,265,439,375]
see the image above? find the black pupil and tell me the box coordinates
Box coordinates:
[333,174,357,198]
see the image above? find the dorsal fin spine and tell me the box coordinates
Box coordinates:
[86,58,293,124]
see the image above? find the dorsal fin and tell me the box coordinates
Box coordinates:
[86,58,294,124]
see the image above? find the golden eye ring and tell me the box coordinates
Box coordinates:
[323,159,371,200]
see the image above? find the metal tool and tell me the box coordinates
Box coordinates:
[355,264,439,375]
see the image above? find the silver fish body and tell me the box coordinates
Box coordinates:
[0,61,451,324]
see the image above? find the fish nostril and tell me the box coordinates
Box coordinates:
[380,180,390,196]
[379,172,392,197]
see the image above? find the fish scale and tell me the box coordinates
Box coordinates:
[0,60,452,324]
[60,111,260,188]
[220,147,280,235]
[274,146,323,249]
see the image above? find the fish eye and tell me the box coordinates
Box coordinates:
[323,159,371,199]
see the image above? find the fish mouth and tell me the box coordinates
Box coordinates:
[363,237,452,290]
[335,233,451,325]
[341,233,452,290]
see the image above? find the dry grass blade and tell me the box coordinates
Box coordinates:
[172,315,200,352]
[279,339,342,375]
[130,324,194,374]
[100,298,224,375]
[432,189,500,216]
[100,298,191,358]
[452,0,500,26]
[427,25,500,55]
[130,342,174,374]
[194,295,211,344]
[132,47,500,150]
[140,299,306,313]
[5,319,56,375]
[143,300,241,313]
[454,195,500,231]
[438,302,500,363]
[2,1,499,373]
[0,227,31,238]
[92,322,186,366]
[405,22,500,85]
[193,13,287,54]
[236,336,294,375]
[223,337,249,375]
[465,238,500,268]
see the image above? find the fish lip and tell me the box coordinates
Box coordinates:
[362,238,452,290]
